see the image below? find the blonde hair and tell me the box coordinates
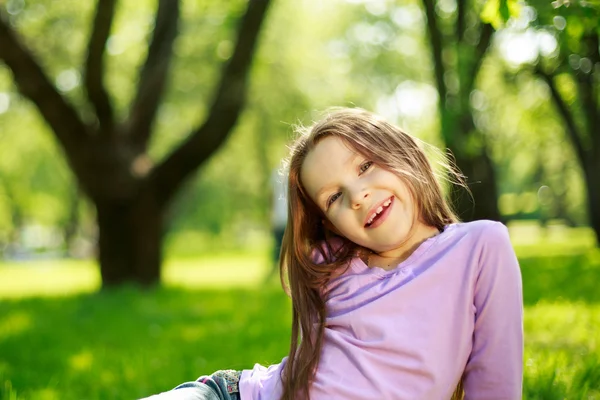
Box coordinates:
[279,107,466,400]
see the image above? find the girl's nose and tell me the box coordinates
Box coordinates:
[351,190,369,209]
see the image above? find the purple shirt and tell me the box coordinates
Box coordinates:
[240,220,523,399]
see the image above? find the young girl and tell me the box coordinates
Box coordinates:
[142,108,523,400]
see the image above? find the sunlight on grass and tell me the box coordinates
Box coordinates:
[0,312,32,340]
[162,255,270,288]
[0,255,270,299]
[0,260,100,299]
[526,301,600,347]
[69,350,94,372]
[27,388,59,400]
[508,222,597,257]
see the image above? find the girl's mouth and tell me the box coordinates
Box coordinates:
[364,197,394,228]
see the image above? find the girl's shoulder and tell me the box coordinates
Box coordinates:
[445,219,514,257]
[450,219,509,238]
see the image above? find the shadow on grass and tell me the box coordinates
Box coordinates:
[519,249,600,305]
[0,286,291,400]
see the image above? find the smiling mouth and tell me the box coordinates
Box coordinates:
[365,197,393,227]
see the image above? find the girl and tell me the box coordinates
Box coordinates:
[142,108,523,400]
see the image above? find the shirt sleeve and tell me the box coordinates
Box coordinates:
[463,222,524,399]
[239,358,286,400]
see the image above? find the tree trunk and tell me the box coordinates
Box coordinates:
[96,187,163,287]
[0,0,273,286]
[452,149,502,222]
[63,185,81,256]
[583,157,600,246]
[442,108,502,222]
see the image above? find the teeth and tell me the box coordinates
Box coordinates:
[366,198,392,225]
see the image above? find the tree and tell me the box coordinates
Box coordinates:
[420,0,505,221]
[0,0,272,286]
[526,0,600,245]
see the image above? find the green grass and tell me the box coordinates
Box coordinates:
[1,235,600,399]
[0,286,290,400]
[0,254,274,299]
[518,248,600,399]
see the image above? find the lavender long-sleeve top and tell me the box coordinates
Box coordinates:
[240,220,524,399]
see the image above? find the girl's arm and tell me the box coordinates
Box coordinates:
[463,222,523,399]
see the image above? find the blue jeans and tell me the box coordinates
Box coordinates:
[140,372,241,400]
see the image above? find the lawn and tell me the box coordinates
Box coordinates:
[1,226,599,399]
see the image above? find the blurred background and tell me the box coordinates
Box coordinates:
[0,0,599,398]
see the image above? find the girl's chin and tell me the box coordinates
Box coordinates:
[369,236,413,252]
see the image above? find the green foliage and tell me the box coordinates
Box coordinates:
[476,51,588,224]
[1,0,597,256]
[0,88,75,229]
[2,0,403,248]
[481,0,522,29]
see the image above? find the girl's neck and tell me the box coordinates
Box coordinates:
[367,224,441,270]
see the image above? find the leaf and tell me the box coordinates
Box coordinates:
[481,0,522,28]
[500,0,511,22]
[566,15,585,40]
[481,0,502,28]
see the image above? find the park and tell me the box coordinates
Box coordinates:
[1,0,599,398]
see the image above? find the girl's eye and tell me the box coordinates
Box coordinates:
[327,192,341,207]
[360,161,373,174]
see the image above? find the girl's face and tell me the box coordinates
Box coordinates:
[300,136,434,258]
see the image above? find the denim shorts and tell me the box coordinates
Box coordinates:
[140,370,242,400]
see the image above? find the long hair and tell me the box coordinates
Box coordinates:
[279,108,467,400]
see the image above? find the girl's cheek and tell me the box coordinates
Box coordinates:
[330,213,342,227]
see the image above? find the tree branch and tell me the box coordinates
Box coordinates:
[152,0,272,207]
[463,22,493,96]
[536,66,588,166]
[0,11,88,155]
[456,0,467,41]
[127,0,180,150]
[422,0,447,104]
[585,32,600,157]
[84,0,117,135]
